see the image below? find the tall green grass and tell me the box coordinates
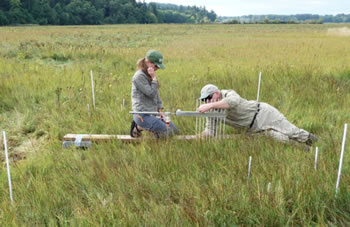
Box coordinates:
[0,24,349,225]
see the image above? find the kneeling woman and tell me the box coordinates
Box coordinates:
[130,50,178,138]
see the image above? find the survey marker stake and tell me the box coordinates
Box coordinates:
[2,131,13,203]
[87,104,91,117]
[248,156,252,178]
[314,147,319,170]
[257,72,262,102]
[90,70,96,109]
[336,123,348,197]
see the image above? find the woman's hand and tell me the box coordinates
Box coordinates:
[159,112,166,119]
[158,109,165,119]
[147,67,156,80]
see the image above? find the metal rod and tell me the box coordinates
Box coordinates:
[129,110,226,118]
[129,111,167,115]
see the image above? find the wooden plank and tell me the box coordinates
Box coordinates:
[63,134,142,143]
[63,134,236,143]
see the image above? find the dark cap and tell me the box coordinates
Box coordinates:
[146,50,165,69]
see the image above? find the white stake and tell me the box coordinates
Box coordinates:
[87,104,90,117]
[90,70,96,109]
[3,131,13,202]
[314,147,319,170]
[256,72,262,102]
[195,99,198,135]
[248,156,252,178]
[336,123,348,196]
[122,99,125,109]
[267,182,271,192]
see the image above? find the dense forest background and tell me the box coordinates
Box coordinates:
[0,0,349,26]
[0,0,217,25]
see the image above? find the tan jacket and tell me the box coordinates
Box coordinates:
[205,89,309,143]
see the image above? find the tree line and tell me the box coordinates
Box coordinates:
[220,14,350,24]
[0,0,217,26]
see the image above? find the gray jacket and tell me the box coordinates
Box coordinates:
[131,69,164,112]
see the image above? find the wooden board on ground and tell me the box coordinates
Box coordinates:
[63,134,235,143]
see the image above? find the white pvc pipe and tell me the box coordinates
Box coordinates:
[248,156,252,178]
[314,147,319,170]
[3,131,13,202]
[267,182,271,192]
[90,70,96,109]
[195,99,198,135]
[336,123,348,196]
[223,113,226,137]
[257,72,262,102]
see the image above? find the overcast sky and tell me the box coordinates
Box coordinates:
[143,0,350,17]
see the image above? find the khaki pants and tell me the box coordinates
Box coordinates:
[250,102,310,143]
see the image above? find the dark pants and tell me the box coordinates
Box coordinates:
[133,114,179,138]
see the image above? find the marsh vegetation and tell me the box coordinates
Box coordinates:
[0,24,349,225]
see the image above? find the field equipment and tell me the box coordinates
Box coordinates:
[63,108,228,148]
[63,133,235,146]
[130,108,227,138]
[129,109,226,117]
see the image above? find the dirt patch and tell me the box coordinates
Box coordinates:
[1,136,46,163]
[327,27,350,37]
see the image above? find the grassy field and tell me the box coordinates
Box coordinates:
[0,24,349,225]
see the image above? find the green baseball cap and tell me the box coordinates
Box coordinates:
[146,50,165,69]
[199,84,219,100]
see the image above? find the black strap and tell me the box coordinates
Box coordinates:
[249,103,260,128]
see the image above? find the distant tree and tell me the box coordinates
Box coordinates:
[207,10,216,21]
[29,0,54,25]
[53,3,69,25]
[121,2,137,23]
[160,10,191,23]
[65,0,103,25]
[104,0,124,23]
[0,0,10,11]
[0,10,9,25]
[223,19,239,24]
[8,0,32,24]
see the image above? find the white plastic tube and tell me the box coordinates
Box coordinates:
[90,70,96,109]
[336,123,348,196]
[314,147,319,170]
[248,156,252,178]
[257,72,262,102]
[3,131,13,202]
